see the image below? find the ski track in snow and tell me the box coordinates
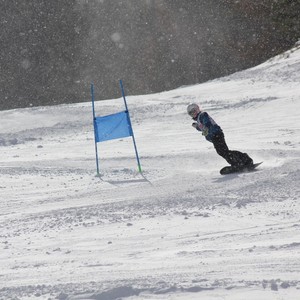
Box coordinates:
[0,46,300,299]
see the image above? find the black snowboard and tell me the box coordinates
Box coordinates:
[220,162,263,175]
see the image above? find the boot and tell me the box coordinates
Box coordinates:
[241,153,253,167]
[228,151,253,169]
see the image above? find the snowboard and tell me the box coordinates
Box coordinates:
[220,162,263,175]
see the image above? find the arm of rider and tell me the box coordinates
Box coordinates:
[192,122,202,131]
[200,112,211,136]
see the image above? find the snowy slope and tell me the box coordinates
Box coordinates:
[0,45,300,300]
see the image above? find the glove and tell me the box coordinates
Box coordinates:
[202,127,209,136]
[192,122,198,129]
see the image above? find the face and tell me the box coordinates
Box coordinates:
[189,108,199,118]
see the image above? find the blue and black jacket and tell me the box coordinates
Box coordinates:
[193,112,222,142]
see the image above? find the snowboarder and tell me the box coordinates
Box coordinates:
[187,103,253,170]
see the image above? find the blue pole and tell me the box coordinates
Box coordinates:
[119,80,142,173]
[91,83,100,175]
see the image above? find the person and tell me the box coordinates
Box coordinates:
[187,103,253,170]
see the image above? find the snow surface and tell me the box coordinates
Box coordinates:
[0,45,300,300]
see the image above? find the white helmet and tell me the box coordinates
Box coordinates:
[187,103,200,117]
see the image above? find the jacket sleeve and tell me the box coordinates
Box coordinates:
[200,112,212,128]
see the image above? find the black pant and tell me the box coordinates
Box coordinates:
[211,132,252,167]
